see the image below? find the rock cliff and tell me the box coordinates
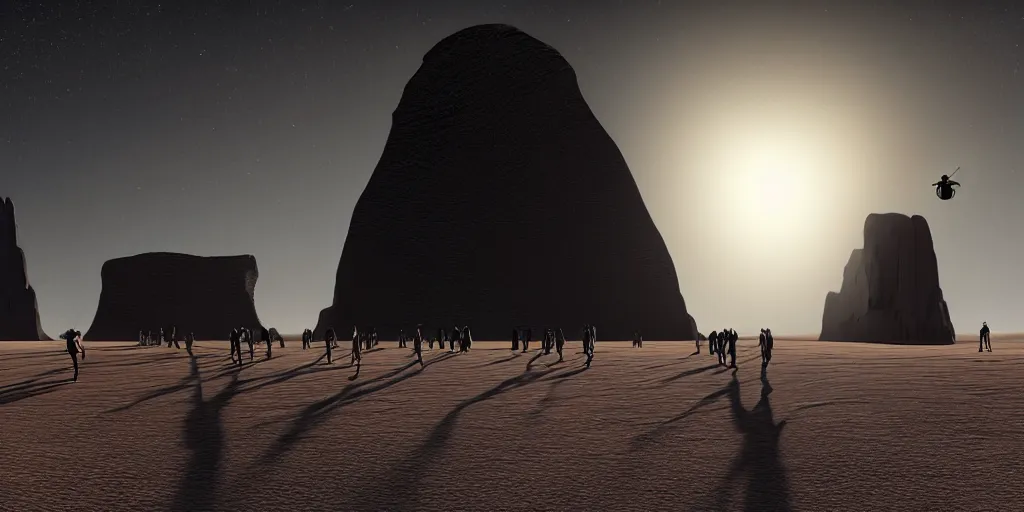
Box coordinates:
[0,197,49,341]
[84,253,264,341]
[315,24,697,340]
[820,213,955,344]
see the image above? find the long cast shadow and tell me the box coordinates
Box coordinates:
[0,379,70,405]
[697,374,791,512]
[170,357,241,512]
[257,352,458,467]
[360,364,561,511]
[629,383,733,452]
[658,364,720,385]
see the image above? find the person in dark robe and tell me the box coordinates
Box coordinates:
[185,332,195,357]
[427,332,435,350]
[415,325,425,355]
[351,327,362,365]
[590,325,597,352]
[522,328,532,353]
[138,330,145,347]
[980,322,991,352]
[303,329,313,350]
[555,328,565,362]
[451,326,462,352]
[581,325,591,356]
[718,329,729,366]
[727,329,738,368]
[413,331,424,366]
[585,339,594,368]
[763,329,774,369]
[511,328,520,351]
[371,327,379,348]
[461,326,473,352]
[61,329,85,382]
[245,328,255,361]
[229,329,239,365]
[168,325,180,349]
[398,330,406,348]
[325,328,336,364]
[708,330,718,357]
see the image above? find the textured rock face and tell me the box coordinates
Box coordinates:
[0,197,49,341]
[84,253,264,341]
[820,213,955,344]
[315,24,698,341]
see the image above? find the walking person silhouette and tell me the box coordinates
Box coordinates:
[325,328,336,364]
[60,329,85,382]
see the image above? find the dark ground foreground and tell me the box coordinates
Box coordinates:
[3,339,1023,511]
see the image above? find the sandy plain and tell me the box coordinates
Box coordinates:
[3,338,1024,511]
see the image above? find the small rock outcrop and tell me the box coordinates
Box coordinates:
[0,197,49,341]
[314,24,698,341]
[84,253,264,341]
[819,213,955,344]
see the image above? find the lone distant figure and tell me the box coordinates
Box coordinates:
[60,329,86,382]
[185,332,195,357]
[980,322,991,352]
[932,173,961,200]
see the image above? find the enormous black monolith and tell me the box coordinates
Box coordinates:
[0,197,49,341]
[84,253,264,341]
[315,24,698,341]
[819,213,955,344]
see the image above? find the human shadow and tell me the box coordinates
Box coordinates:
[629,383,732,452]
[0,379,71,405]
[475,353,521,368]
[0,350,66,362]
[0,367,67,390]
[360,365,559,511]
[658,364,720,385]
[543,364,589,381]
[170,356,241,512]
[641,352,698,371]
[699,374,791,512]
[257,352,458,466]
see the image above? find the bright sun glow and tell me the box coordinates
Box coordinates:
[713,128,828,249]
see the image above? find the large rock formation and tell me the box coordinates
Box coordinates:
[0,197,49,341]
[84,253,264,341]
[819,213,955,344]
[315,24,698,341]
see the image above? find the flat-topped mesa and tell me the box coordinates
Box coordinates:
[0,197,50,340]
[820,213,955,345]
[314,24,698,341]
[84,252,264,341]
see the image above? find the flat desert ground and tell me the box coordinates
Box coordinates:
[3,339,1024,512]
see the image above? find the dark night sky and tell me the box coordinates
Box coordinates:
[2,0,1022,336]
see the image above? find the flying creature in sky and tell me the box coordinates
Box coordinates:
[933,166,961,200]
